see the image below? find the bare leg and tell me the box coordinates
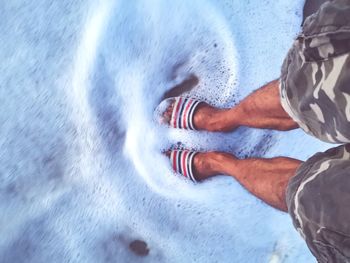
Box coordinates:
[190,152,302,212]
[164,79,298,131]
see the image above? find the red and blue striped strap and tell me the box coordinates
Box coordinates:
[170,97,201,130]
[170,150,197,182]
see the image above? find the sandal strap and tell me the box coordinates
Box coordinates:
[170,97,201,130]
[170,150,197,182]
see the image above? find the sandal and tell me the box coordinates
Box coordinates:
[169,150,198,182]
[156,97,202,130]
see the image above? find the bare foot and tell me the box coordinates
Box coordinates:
[163,100,235,132]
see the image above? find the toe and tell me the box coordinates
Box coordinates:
[162,102,174,125]
[163,150,171,158]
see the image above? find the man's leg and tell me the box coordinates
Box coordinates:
[164,79,299,131]
[188,152,302,212]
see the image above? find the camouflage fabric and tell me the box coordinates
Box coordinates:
[286,144,350,262]
[280,0,350,144]
[281,1,350,261]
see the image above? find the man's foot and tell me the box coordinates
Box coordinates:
[166,151,228,181]
[162,99,233,132]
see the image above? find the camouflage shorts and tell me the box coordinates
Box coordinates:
[286,144,350,262]
[281,1,350,262]
[280,0,350,144]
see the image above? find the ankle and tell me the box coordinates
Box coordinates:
[213,152,239,174]
[193,105,240,132]
[207,152,230,173]
[206,109,224,131]
[210,109,240,132]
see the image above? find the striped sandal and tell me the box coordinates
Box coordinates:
[155,97,202,130]
[170,150,198,182]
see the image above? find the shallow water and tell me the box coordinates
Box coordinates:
[0,0,334,262]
